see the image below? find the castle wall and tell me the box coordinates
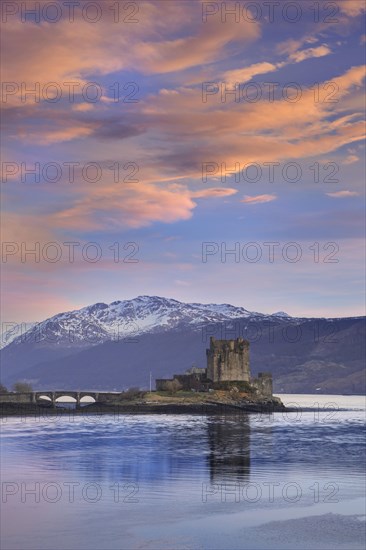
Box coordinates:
[156,338,276,396]
[206,337,250,383]
[155,379,173,391]
[251,373,273,398]
[156,373,209,391]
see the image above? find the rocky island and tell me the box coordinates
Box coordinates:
[0,338,285,416]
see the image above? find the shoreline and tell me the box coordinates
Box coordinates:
[0,398,286,417]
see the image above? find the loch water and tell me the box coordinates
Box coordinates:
[1,395,365,550]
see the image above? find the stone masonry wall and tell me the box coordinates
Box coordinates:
[251,373,273,398]
[206,337,250,383]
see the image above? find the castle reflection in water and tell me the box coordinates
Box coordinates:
[207,414,251,483]
[3,412,277,486]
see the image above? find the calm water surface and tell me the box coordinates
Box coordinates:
[1,395,365,550]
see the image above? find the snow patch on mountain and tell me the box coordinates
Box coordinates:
[3,296,294,350]
[272,311,291,318]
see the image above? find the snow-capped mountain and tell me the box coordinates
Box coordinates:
[0,322,37,350]
[3,296,269,349]
[1,296,364,394]
[271,311,291,318]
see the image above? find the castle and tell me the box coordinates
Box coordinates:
[156,337,273,398]
[207,337,250,383]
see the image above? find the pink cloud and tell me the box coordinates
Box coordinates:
[326,190,360,198]
[192,188,237,198]
[51,183,238,230]
[338,0,366,17]
[1,1,259,110]
[276,36,319,56]
[288,45,332,63]
[223,62,281,84]
[342,154,360,164]
[241,194,277,204]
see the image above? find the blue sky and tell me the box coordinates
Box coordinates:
[1,0,365,321]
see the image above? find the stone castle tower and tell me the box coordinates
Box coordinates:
[206,337,250,383]
[156,336,273,397]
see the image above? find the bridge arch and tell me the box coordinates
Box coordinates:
[51,391,100,408]
[80,395,96,405]
[36,394,53,404]
[0,391,117,407]
[55,395,77,407]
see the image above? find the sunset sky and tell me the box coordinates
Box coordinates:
[1,0,365,322]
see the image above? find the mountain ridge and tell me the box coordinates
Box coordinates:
[1,296,365,394]
[3,295,363,350]
[1,295,273,350]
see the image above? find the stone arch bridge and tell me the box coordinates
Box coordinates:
[0,391,121,408]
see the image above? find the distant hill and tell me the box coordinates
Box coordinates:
[1,296,364,394]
